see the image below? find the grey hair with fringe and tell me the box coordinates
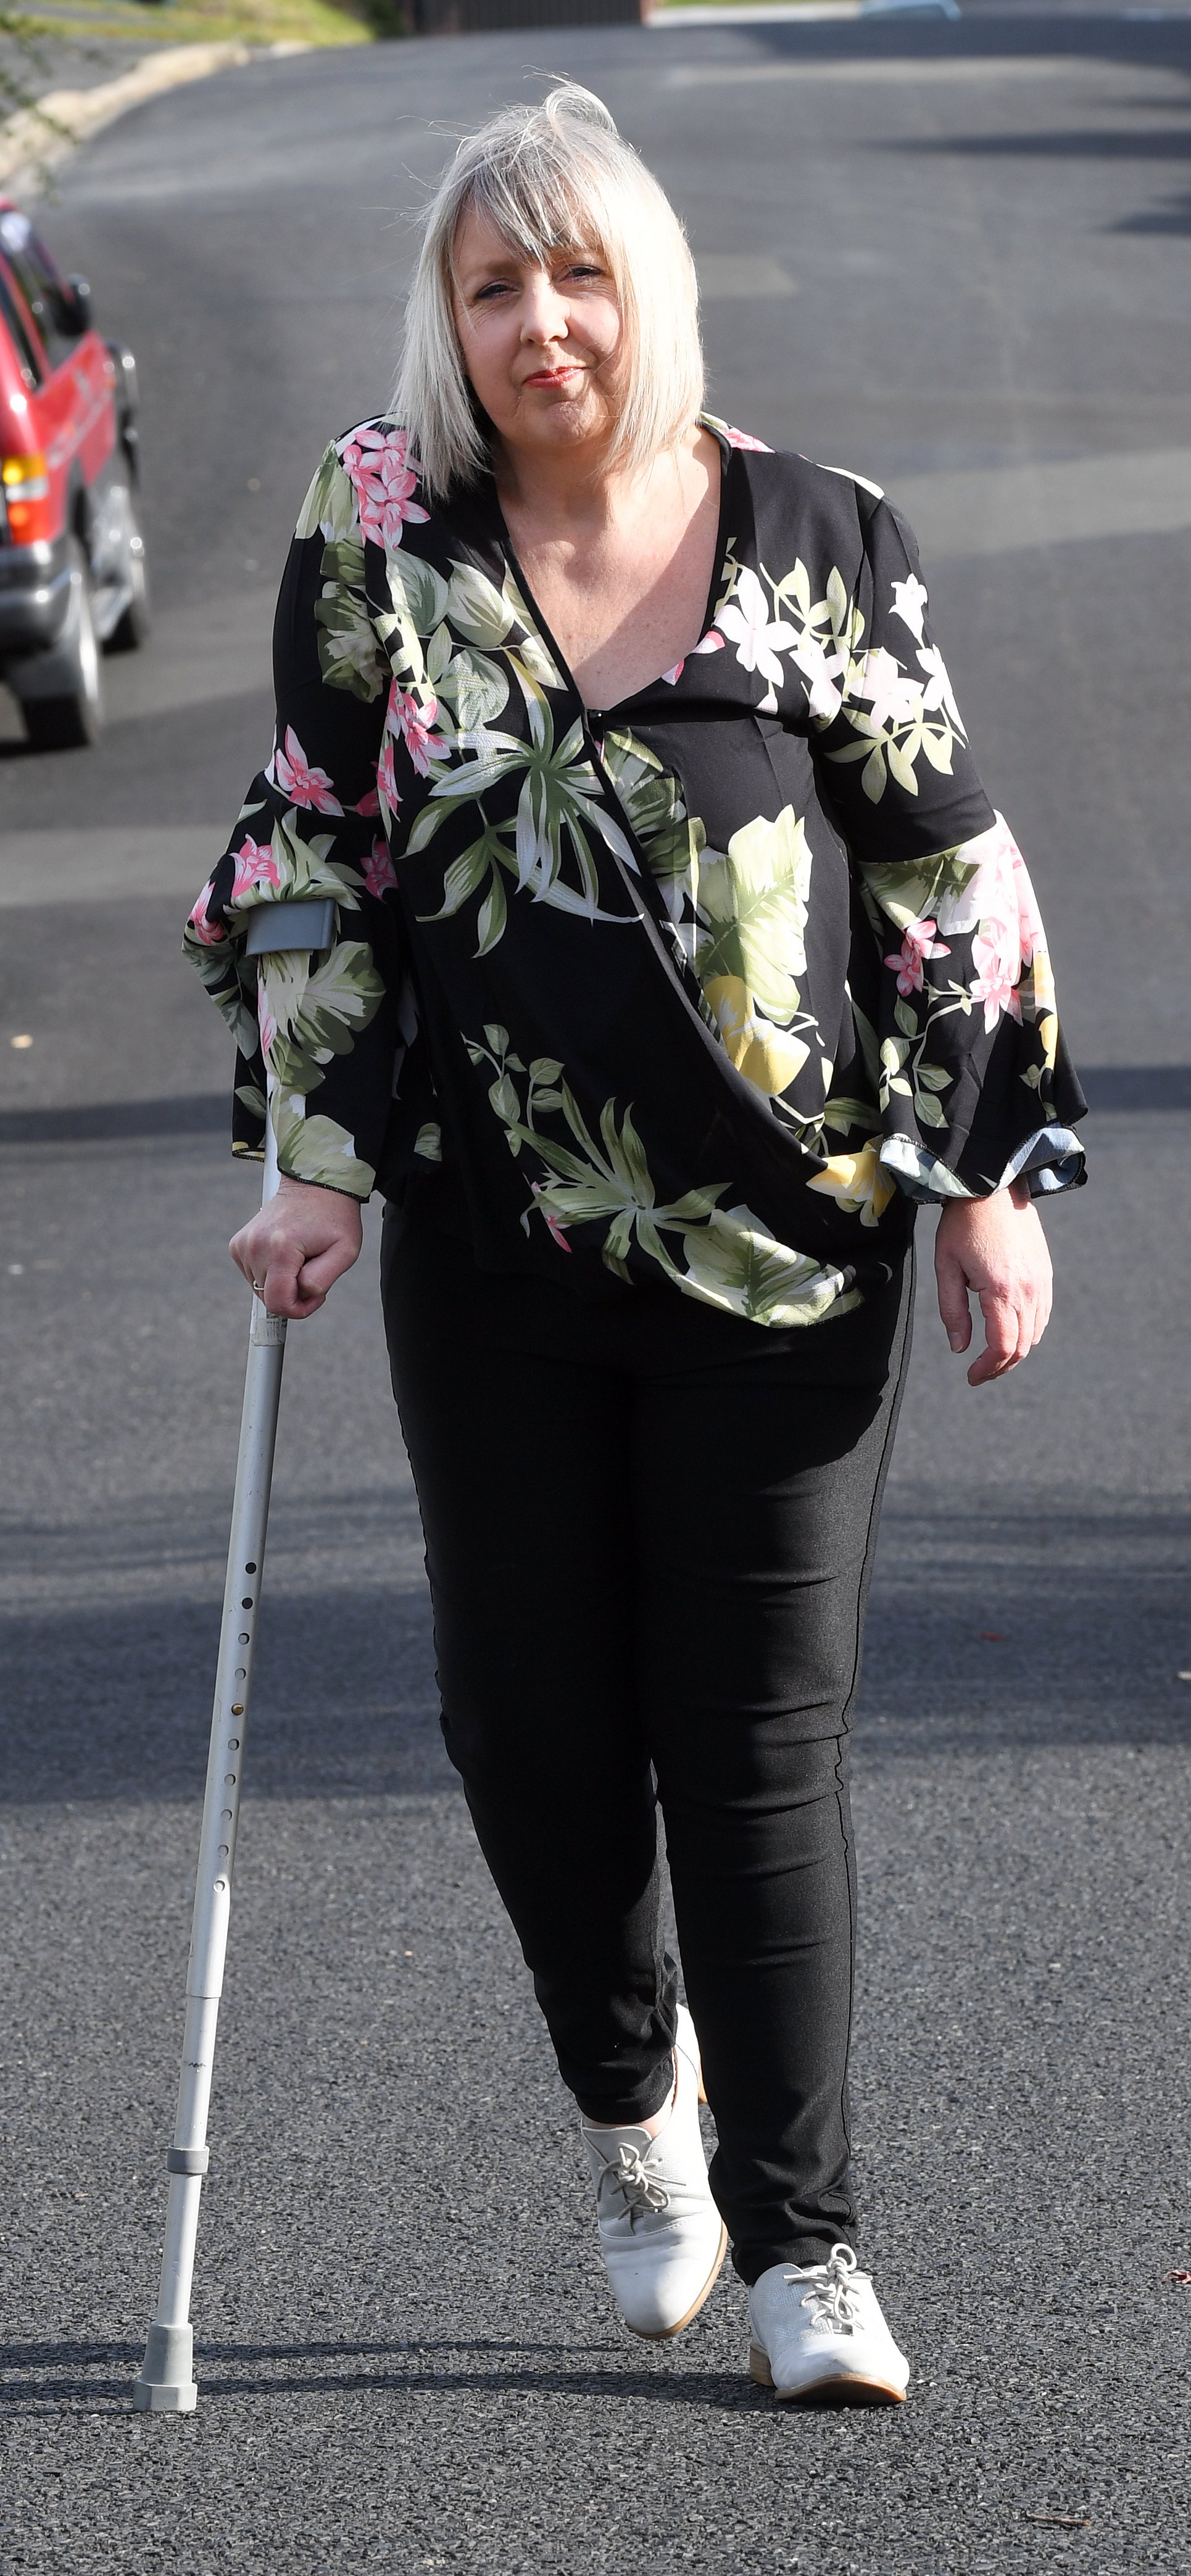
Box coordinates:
[392,83,704,501]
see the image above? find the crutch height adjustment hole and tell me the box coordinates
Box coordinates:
[234,1668,246,1680]
[228,1738,239,1750]
[241,1597,254,1608]
[245,1563,257,1573]
[231,1704,244,1716]
[238,1633,249,1644]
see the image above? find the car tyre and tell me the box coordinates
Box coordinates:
[22,540,104,749]
[106,488,150,654]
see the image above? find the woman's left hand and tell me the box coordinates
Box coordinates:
[934,1181,1053,1387]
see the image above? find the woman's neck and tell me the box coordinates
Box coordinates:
[493,426,703,547]
[488,423,721,711]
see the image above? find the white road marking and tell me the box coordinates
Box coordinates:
[654,2,861,25]
[668,52,1162,85]
[898,446,1191,559]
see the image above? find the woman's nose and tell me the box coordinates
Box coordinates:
[520,270,568,341]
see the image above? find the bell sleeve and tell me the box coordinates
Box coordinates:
[182,442,402,1199]
[810,486,1087,1202]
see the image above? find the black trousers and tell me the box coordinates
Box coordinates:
[382,1210,913,2283]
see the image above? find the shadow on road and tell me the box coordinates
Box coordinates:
[1,1498,1187,1804]
[0,2335,770,2417]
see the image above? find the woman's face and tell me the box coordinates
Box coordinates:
[450,200,624,463]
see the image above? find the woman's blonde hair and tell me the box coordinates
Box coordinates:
[392,83,704,501]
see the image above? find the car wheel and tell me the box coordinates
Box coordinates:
[106,488,150,654]
[21,541,104,749]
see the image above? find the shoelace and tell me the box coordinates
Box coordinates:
[594,2139,671,2228]
[784,2242,866,2331]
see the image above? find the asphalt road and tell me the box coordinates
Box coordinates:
[1,17,1189,2574]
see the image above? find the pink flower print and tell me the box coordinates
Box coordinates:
[885,916,950,997]
[531,1182,571,1252]
[338,423,430,551]
[269,726,344,815]
[970,919,1023,1032]
[257,994,276,1061]
[721,423,773,452]
[1009,837,1043,966]
[353,786,381,818]
[363,836,397,900]
[388,683,447,777]
[230,836,282,902]
[186,876,225,945]
[376,733,401,816]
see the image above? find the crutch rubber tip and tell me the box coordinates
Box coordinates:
[132,2322,198,2412]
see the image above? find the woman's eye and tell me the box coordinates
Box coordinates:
[474,280,513,303]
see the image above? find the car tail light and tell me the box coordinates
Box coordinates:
[2,451,52,542]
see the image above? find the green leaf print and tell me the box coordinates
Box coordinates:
[500,566,564,688]
[822,1093,877,1136]
[436,647,510,731]
[679,1205,845,1328]
[315,586,385,702]
[417,829,504,922]
[464,1032,850,1327]
[260,941,384,1097]
[294,447,357,545]
[696,808,811,1025]
[601,730,705,887]
[320,536,365,589]
[267,810,362,913]
[273,1099,374,1196]
[387,551,450,640]
[446,562,514,650]
[858,846,981,935]
[475,873,508,957]
[413,675,637,939]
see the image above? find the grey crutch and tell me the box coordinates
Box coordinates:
[133,898,335,2413]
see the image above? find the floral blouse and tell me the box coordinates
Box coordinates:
[184,415,1085,1332]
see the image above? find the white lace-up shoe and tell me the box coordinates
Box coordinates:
[748,2243,910,2404]
[581,2004,728,2340]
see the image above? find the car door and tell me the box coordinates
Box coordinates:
[0,209,113,515]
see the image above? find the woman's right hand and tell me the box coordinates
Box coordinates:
[230,1174,363,1320]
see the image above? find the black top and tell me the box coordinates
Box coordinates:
[185,413,1085,1332]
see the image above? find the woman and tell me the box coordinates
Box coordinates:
[185,85,1085,2406]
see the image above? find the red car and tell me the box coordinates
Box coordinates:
[0,196,147,747]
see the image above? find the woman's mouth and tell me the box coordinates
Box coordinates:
[521,364,584,389]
